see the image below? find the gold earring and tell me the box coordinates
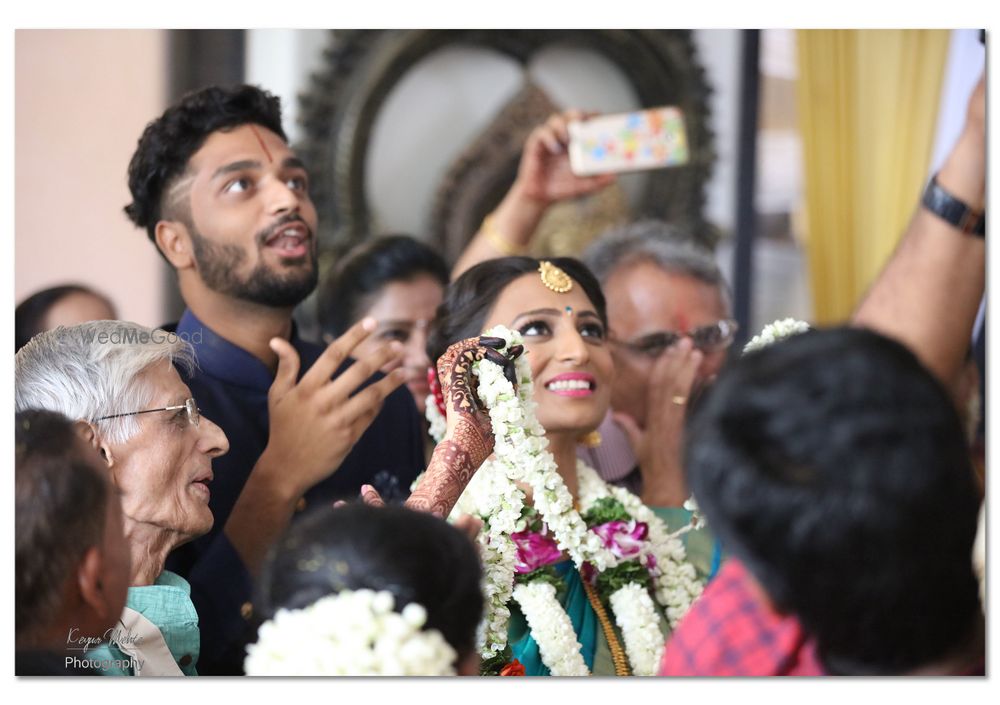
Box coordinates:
[539,261,573,293]
[578,430,602,448]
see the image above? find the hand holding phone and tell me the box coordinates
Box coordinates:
[568,107,689,177]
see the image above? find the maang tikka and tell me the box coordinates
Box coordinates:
[538,261,573,293]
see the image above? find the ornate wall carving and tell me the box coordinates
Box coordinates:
[296,29,718,263]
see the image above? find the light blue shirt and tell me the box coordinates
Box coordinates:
[89,570,200,676]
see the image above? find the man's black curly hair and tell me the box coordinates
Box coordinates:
[685,327,982,674]
[124,84,287,243]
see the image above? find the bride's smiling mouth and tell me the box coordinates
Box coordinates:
[543,372,597,397]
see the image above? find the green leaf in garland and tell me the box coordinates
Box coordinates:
[480,647,514,676]
[595,559,652,594]
[518,505,543,533]
[581,496,631,526]
[514,564,565,598]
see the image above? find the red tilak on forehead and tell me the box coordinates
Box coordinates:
[249,124,273,163]
[676,312,689,332]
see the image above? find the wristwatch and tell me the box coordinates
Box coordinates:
[921,174,985,237]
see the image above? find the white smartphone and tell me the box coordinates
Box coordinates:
[568,107,689,177]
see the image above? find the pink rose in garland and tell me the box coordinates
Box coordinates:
[427,366,446,418]
[511,529,563,574]
[591,519,649,559]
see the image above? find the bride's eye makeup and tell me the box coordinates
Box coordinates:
[517,319,552,338]
[513,310,606,342]
[579,320,606,341]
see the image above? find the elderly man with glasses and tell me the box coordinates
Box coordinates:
[15,320,230,675]
[581,221,735,510]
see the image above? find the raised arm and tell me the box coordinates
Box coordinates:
[452,110,615,278]
[406,336,522,517]
[224,318,406,574]
[853,74,985,384]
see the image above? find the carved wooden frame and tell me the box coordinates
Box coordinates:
[296,29,717,258]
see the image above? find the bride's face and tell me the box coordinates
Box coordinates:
[483,272,614,437]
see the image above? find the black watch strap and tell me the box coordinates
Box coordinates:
[921,174,985,237]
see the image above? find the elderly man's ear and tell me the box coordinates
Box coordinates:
[154,220,196,271]
[74,420,116,468]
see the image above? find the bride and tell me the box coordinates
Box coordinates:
[423,256,711,676]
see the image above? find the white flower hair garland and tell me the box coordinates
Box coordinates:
[427,325,703,676]
[742,317,811,354]
[244,589,457,676]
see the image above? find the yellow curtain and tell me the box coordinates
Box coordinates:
[796,30,949,324]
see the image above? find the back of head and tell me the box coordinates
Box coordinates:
[15,409,110,642]
[318,234,449,338]
[685,326,981,674]
[257,504,483,659]
[582,219,731,312]
[15,284,114,353]
[427,255,606,365]
[15,320,194,445]
[124,84,286,245]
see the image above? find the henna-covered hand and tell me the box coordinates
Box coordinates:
[406,336,523,517]
[436,335,521,453]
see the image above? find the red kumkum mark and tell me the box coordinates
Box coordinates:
[676,312,689,333]
[249,124,273,163]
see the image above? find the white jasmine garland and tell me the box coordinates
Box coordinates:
[244,589,456,676]
[477,532,518,658]
[579,462,703,627]
[682,495,706,530]
[742,317,811,354]
[445,327,537,660]
[444,325,705,675]
[512,582,589,676]
[465,329,618,570]
[448,326,607,663]
[425,394,447,444]
[608,584,665,676]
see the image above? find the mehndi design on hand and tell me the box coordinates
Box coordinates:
[406,335,523,517]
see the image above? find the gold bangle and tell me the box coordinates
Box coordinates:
[481,213,526,257]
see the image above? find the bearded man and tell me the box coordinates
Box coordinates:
[124,84,424,673]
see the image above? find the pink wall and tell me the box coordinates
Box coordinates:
[16,30,170,328]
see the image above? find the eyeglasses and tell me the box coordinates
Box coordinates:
[95,397,201,428]
[611,319,739,357]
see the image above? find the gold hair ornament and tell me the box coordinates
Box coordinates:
[538,261,573,293]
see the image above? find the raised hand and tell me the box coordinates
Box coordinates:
[516,110,617,205]
[225,318,407,573]
[613,338,702,507]
[260,317,407,500]
[452,110,617,278]
[439,335,522,450]
[406,335,523,517]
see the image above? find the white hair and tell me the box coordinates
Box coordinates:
[582,219,733,314]
[15,320,196,444]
